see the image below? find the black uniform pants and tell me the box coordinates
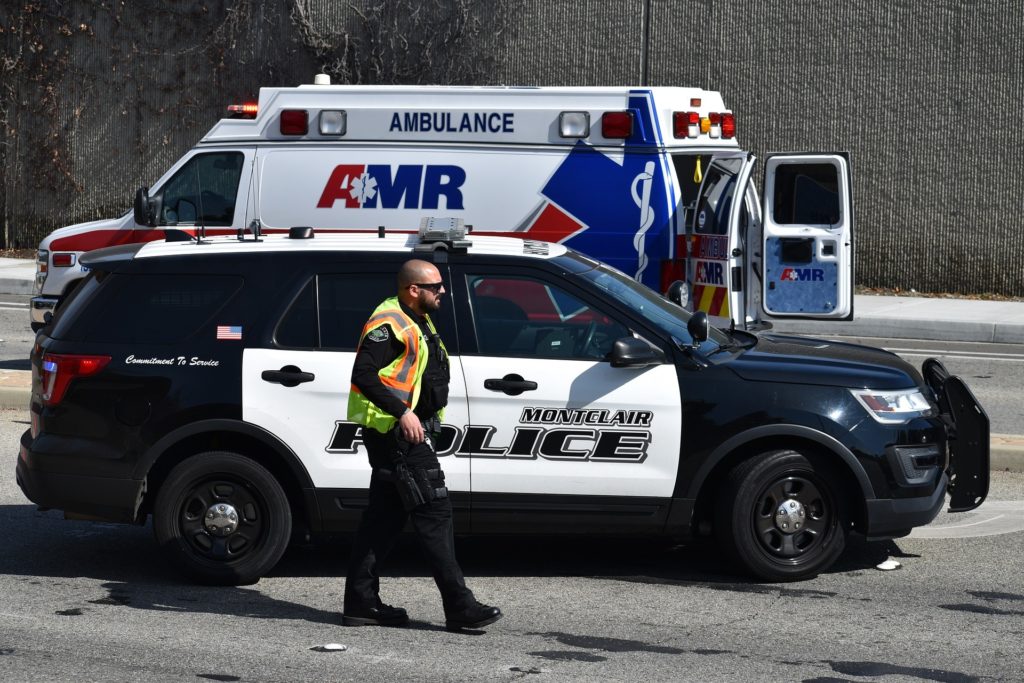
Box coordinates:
[344,427,475,614]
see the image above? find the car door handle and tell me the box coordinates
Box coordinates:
[484,373,537,396]
[261,365,315,387]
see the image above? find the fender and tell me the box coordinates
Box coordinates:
[134,418,316,492]
[681,424,876,501]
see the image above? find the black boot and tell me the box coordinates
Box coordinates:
[445,602,502,631]
[342,601,409,627]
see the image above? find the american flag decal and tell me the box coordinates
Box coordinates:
[217,325,242,340]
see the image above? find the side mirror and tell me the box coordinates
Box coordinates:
[687,311,709,348]
[666,280,689,309]
[134,187,157,227]
[609,337,665,368]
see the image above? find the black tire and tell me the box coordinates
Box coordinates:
[153,451,292,585]
[715,450,846,581]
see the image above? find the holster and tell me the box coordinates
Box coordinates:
[391,462,427,511]
[379,464,449,512]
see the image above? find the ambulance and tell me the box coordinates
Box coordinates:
[32,75,853,331]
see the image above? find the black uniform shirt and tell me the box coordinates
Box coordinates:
[351,300,449,421]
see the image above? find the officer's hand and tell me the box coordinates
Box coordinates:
[398,410,424,444]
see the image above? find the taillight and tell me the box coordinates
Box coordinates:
[39,353,111,406]
[601,111,633,138]
[280,109,309,136]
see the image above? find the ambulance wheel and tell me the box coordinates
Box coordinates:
[715,450,846,582]
[153,451,292,585]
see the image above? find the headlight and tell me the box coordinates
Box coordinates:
[850,387,935,424]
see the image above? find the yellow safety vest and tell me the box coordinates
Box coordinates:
[347,296,447,433]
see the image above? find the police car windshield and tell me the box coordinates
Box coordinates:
[576,263,731,348]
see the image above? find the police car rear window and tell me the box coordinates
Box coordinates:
[52,273,243,344]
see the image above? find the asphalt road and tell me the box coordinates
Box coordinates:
[4,407,1024,682]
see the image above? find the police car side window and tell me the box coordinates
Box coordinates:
[159,152,244,226]
[57,273,243,344]
[316,274,395,350]
[275,278,317,348]
[467,275,629,360]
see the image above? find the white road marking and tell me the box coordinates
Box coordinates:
[894,352,1024,363]
[909,501,1024,539]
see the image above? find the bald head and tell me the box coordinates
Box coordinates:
[397,259,445,314]
[397,259,438,290]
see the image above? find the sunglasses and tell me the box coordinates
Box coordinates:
[413,281,445,293]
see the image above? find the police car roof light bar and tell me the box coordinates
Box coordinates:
[415,217,472,253]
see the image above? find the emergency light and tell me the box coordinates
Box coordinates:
[673,112,700,138]
[319,110,347,135]
[280,109,309,136]
[672,111,735,139]
[601,111,633,138]
[51,253,75,267]
[559,111,590,138]
[226,103,258,119]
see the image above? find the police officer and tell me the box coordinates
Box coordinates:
[343,259,502,631]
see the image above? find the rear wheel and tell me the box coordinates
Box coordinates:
[153,451,291,585]
[715,450,846,581]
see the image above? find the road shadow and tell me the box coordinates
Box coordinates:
[0,358,30,370]
[2,503,903,594]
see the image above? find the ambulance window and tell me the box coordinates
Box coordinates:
[772,163,840,225]
[158,152,244,226]
[693,158,743,236]
[467,275,629,360]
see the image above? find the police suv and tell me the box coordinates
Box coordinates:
[18,222,988,584]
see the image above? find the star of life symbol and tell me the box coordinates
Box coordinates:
[350,172,378,205]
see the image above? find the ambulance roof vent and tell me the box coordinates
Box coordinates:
[415,217,472,253]
[288,226,315,239]
[313,73,331,85]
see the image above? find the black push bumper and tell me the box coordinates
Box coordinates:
[864,472,948,540]
[16,429,144,523]
[923,359,990,512]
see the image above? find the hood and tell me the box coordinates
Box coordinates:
[727,333,922,390]
[40,213,132,251]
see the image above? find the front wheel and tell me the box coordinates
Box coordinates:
[153,451,292,585]
[715,450,846,581]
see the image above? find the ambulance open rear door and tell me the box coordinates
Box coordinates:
[760,153,854,320]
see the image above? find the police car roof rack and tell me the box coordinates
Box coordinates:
[414,217,472,254]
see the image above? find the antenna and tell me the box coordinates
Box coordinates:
[193,160,207,243]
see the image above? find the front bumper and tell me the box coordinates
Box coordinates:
[17,429,144,523]
[864,472,948,540]
[30,296,57,326]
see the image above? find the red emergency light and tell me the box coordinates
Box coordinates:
[601,111,633,138]
[227,103,259,119]
[280,109,309,136]
[721,112,736,139]
[672,111,736,139]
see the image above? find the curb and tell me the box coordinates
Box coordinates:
[0,278,34,296]
[770,319,1024,345]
